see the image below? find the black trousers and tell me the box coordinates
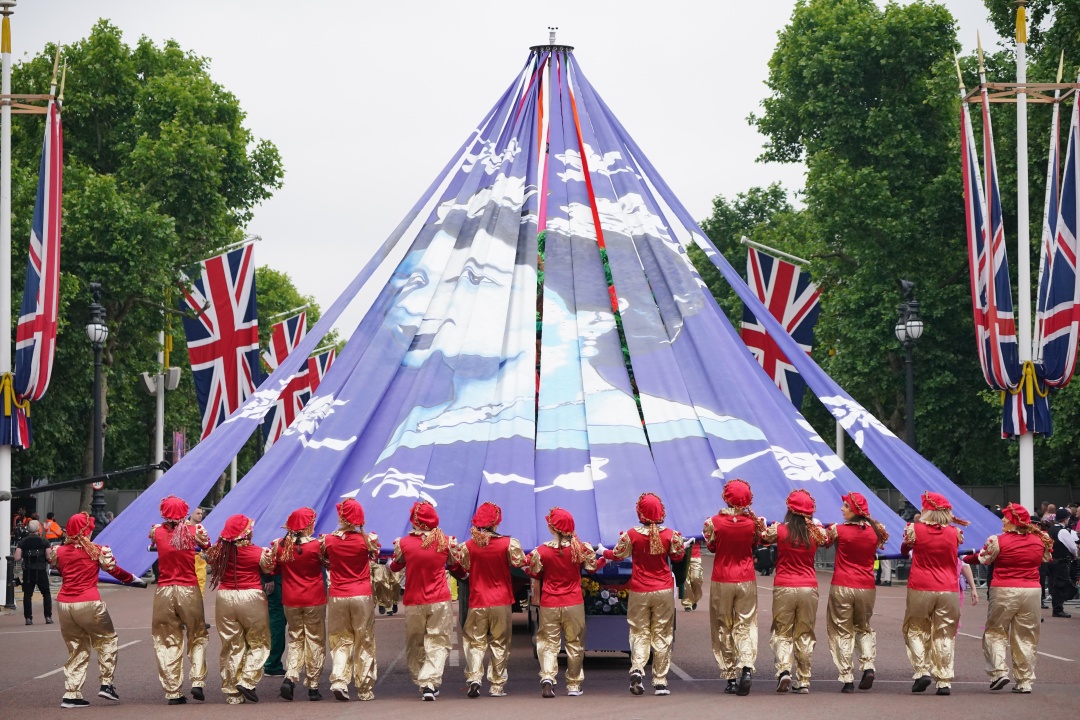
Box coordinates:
[1049,559,1076,613]
[22,568,52,619]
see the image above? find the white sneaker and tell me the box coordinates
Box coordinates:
[489,688,506,697]
[654,685,670,696]
[567,688,583,697]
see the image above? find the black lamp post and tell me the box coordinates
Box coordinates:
[86,282,109,528]
[894,280,924,450]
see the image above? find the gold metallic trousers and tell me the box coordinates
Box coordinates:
[57,600,118,700]
[535,604,586,691]
[826,585,877,683]
[902,589,959,688]
[216,589,270,701]
[982,586,1040,691]
[284,604,327,689]
[404,600,453,690]
[709,580,758,678]
[682,557,703,609]
[770,586,818,687]
[462,605,512,692]
[627,589,675,686]
[372,563,403,608]
[152,585,208,698]
[327,595,377,699]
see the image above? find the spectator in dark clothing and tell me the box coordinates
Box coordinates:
[14,520,53,625]
[1048,508,1078,618]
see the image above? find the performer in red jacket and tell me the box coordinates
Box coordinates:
[899,491,967,696]
[320,498,380,701]
[390,501,460,701]
[681,542,703,612]
[49,513,144,709]
[963,503,1051,694]
[762,489,829,694]
[703,478,764,695]
[148,495,211,705]
[605,493,686,697]
[207,514,272,705]
[453,502,528,698]
[528,507,602,698]
[824,492,888,693]
[267,507,327,702]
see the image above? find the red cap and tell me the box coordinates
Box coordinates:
[410,501,439,530]
[722,479,753,508]
[921,491,952,513]
[1002,502,1030,527]
[636,492,666,523]
[472,502,502,529]
[336,499,365,527]
[786,489,816,518]
[842,492,869,518]
[65,512,94,538]
[546,507,575,535]
[220,514,254,542]
[159,495,190,522]
[285,507,316,533]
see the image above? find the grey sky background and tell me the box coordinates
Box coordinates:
[8,1,1003,339]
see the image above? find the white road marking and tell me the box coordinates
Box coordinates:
[668,662,695,682]
[376,645,407,687]
[35,640,141,678]
[1036,651,1073,662]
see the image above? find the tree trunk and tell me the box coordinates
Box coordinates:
[211,471,227,505]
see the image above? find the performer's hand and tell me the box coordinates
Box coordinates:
[595,542,607,555]
[262,581,275,595]
[128,578,148,589]
[969,588,979,606]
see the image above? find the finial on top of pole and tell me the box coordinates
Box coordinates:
[0,1,15,16]
[1014,0,1027,45]
[976,32,985,74]
[1056,51,1064,83]
[0,0,13,55]
[49,44,59,88]
[58,59,67,104]
[549,26,557,45]
[953,53,965,91]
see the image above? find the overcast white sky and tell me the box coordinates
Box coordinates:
[9,1,1002,338]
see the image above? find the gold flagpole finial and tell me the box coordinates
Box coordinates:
[953,53,965,91]
[1015,1,1027,45]
[49,44,59,90]
[58,59,66,104]
[1057,51,1064,84]
[976,32,985,73]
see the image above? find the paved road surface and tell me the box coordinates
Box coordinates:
[1,573,1076,719]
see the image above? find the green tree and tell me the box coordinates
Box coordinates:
[745,0,1014,486]
[8,22,283,507]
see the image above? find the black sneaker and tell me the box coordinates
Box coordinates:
[98,685,119,702]
[1052,611,1072,618]
[264,668,286,677]
[378,605,386,615]
[841,683,855,694]
[468,682,481,698]
[167,697,187,705]
[990,677,1010,691]
[654,685,670,696]
[25,618,32,625]
[935,686,951,696]
[45,616,54,624]
[237,685,259,703]
[422,686,436,701]
[333,689,349,701]
[308,688,322,701]
[859,669,875,690]
[191,687,204,702]
[912,675,932,693]
[391,603,398,615]
[630,671,644,696]
[541,681,555,699]
[280,678,294,701]
[724,679,738,694]
[692,603,698,610]
[60,698,90,709]
[737,667,752,696]
[776,671,791,693]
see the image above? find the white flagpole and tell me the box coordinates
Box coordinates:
[1015,2,1035,511]
[0,0,15,609]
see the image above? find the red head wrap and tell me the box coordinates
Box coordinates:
[65,512,95,538]
[285,507,317,533]
[722,479,753,508]
[546,507,575,535]
[410,501,446,551]
[921,491,951,512]
[472,502,502,529]
[842,492,870,518]
[786,489,816,518]
[159,495,189,521]
[636,492,666,524]
[220,514,254,542]
[1002,503,1031,528]
[337,498,365,527]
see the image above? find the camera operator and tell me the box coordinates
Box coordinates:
[13,519,53,625]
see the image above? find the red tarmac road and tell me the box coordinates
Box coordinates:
[1,573,1076,719]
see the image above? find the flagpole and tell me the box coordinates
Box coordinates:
[1015,2,1035,511]
[739,236,810,266]
[0,0,15,609]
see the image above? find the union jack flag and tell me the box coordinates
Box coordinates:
[179,245,261,440]
[306,347,336,394]
[7,95,63,449]
[740,246,821,409]
[261,312,310,448]
[1035,73,1080,391]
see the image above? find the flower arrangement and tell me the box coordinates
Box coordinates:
[581,577,629,616]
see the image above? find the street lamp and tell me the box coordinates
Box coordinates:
[894,280,924,449]
[86,282,108,528]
